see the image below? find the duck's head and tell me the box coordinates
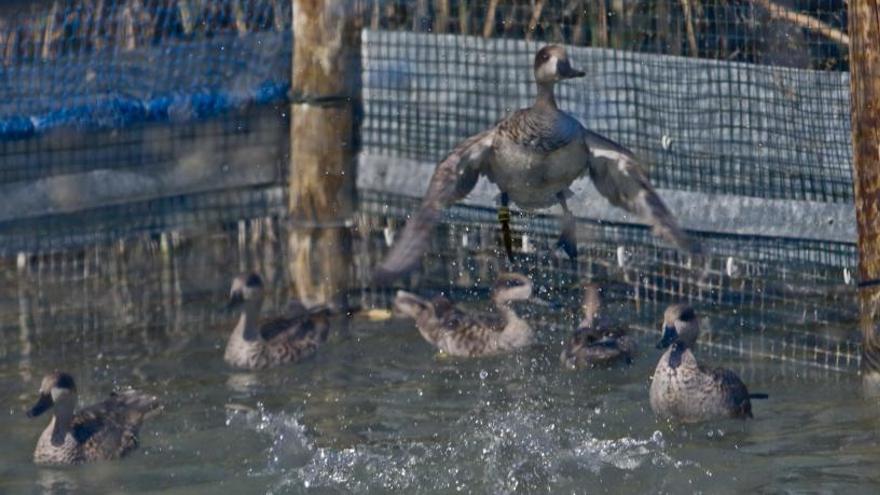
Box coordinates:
[534,45,585,85]
[657,304,700,349]
[491,272,534,303]
[227,273,264,310]
[27,371,77,418]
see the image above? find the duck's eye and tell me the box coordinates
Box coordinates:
[678,307,695,322]
[245,273,263,288]
[55,373,75,390]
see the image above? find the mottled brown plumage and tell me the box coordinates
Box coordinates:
[560,285,636,369]
[224,273,331,370]
[649,305,768,422]
[374,44,698,283]
[393,272,536,357]
[28,372,160,465]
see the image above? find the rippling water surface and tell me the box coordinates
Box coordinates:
[0,225,878,494]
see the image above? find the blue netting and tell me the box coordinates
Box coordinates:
[0,1,291,139]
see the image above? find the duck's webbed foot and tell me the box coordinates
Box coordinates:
[556,191,578,260]
[497,192,515,262]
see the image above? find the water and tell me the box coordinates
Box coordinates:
[1,220,879,494]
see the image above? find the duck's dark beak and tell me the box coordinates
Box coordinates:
[225,291,244,311]
[656,325,678,349]
[27,393,53,418]
[558,59,585,79]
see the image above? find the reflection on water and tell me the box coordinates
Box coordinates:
[0,214,877,493]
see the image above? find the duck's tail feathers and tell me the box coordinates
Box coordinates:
[749,393,769,400]
[306,304,334,317]
[114,389,162,421]
[306,303,362,318]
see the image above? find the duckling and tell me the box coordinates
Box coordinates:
[649,305,768,422]
[224,273,331,370]
[374,44,698,283]
[27,371,160,465]
[393,272,537,357]
[560,284,635,369]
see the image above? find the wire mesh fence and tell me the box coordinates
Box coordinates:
[0,202,860,373]
[361,28,853,204]
[0,1,855,201]
[0,1,864,370]
[356,189,860,371]
[362,0,849,70]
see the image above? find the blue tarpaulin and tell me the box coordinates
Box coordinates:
[0,30,291,139]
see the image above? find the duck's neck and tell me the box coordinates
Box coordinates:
[234,302,262,342]
[666,342,689,369]
[50,403,74,446]
[534,82,558,111]
[493,297,525,326]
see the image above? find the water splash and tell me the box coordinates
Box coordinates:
[225,403,314,474]
[269,400,688,493]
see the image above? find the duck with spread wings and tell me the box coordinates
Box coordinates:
[374,45,699,283]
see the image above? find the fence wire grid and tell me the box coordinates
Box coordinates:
[0,0,865,370]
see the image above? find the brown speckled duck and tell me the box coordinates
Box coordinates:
[560,284,635,369]
[649,305,768,422]
[393,272,537,357]
[224,273,331,370]
[27,372,160,465]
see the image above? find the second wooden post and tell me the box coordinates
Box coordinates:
[288,0,359,307]
[849,0,880,392]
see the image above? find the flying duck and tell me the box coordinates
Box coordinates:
[374,44,698,282]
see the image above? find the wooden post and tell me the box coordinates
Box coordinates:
[288,0,358,308]
[849,0,880,393]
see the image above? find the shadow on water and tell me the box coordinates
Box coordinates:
[0,212,877,493]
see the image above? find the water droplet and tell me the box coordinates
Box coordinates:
[651,430,664,446]
[479,369,488,380]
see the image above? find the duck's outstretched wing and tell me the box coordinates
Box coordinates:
[73,390,159,457]
[432,295,501,333]
[373,129,496,283]
[582,130,700,254]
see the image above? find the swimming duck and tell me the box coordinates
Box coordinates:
[649,305,768,422]
[27,371,160,465]
[374,44,698,282]
[224,273,331,370]
[393,272,538,357]
[560,284,635,369]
